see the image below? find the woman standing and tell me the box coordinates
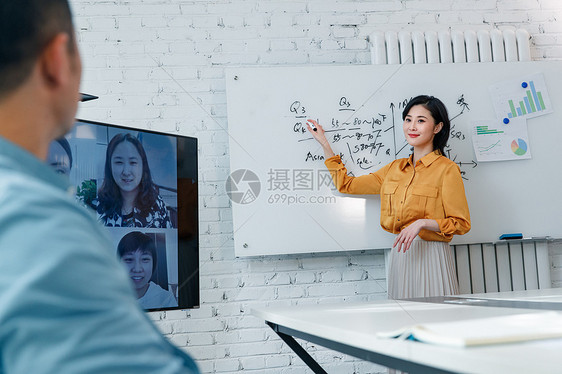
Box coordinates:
[308,95,470,299]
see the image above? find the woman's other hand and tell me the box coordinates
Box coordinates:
[393,219,440,253]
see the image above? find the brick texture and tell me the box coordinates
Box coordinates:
[70,0,562,372]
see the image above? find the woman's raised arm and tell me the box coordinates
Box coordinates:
[306,119,335,159]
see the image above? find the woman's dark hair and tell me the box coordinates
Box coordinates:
[402,95,450,156]
[0,0,75,99]
[55,137,73,169]
[117,231,157,275]
[97,133,158,216]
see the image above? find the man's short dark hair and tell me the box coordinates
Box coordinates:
[0,0,74,99]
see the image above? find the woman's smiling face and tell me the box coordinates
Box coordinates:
[120,249,153,295]
[403,104,443,152]
[111,141,143,194]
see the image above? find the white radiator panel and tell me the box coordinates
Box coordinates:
[370,28,531,64]
[452,242,551,293]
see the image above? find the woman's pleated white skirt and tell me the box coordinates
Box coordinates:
[387,237,459,299]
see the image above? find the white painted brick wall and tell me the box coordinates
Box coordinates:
[70,0,562,372]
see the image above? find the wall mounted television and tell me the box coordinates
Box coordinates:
[47,119,199,311]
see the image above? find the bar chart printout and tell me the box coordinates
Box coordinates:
[489,73,553,122]
[472,118,531,162]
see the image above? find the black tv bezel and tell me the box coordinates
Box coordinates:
[73,118,200,311]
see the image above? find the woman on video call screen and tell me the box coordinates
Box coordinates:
[46,122,190,311]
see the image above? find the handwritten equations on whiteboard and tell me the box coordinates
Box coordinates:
[226,62,562,255]
[471,118,531,162]
[288,95,476,180]
[489,73,553,122]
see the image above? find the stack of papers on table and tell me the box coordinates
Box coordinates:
[376,311,562,347]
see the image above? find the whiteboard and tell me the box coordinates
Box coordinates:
[226,61,562,256]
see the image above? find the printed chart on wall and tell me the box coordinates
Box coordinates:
[471,118,531,162]
[472,72,553,163]
[489,73,553,122]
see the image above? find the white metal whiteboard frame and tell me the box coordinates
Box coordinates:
[226,61,562,257]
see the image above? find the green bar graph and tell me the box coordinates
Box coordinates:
[538,92,545,111]
[505,80,547,118]
[526,91,536,112]
[477,126,504,135]
[508,100,517,117]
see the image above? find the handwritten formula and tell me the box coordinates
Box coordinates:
[289,94,476,180]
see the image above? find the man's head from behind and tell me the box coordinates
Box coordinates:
[0,0,81,142]
[0,0,76,97]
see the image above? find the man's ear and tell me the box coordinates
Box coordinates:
[38,33,71,89]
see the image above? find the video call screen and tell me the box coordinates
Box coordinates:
[48,119,199,311]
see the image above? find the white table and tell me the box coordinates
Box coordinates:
[416,288,562,311]
[462,287,562,303]
[253,298,562,373]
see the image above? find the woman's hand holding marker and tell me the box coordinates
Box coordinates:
[306,119,335,159]
[307,119,318,131]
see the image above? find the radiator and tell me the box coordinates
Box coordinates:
[452,241,551,294]
[369,29,531,64]
[373,28,551,293]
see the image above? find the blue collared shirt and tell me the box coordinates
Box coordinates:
[0,137,199,374]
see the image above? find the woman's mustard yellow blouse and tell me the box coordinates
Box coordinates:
[324,151,471,242]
